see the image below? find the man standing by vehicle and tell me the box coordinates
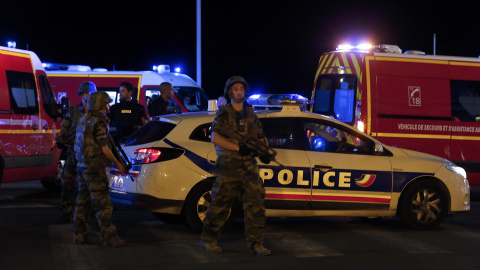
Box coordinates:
[148,82,175,116]
[109,82,148,143]
[200,76,272,256]
[74,91,126,247]
[54,81,96,224]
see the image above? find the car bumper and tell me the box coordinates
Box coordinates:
[109,189,184,215]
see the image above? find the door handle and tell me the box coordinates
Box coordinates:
[314,164,333,172]
[32,125,39,131]
[43,125,49,130]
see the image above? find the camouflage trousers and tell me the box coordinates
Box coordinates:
[60,146,77,216]
[201,156,266,245]
[74,161,118,244]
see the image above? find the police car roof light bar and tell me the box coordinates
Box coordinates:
[336,44,402,54]
[247,93,307,106]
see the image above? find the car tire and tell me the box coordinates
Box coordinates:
[398,180,448,230]
[183,179,236,232]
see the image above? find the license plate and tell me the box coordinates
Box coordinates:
[111,175,124,188]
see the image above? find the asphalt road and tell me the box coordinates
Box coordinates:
[1,181,479,270]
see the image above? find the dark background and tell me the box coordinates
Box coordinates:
[1,0,479,99]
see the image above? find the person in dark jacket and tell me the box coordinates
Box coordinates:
[148,82,175,116]
[108,82,148,143]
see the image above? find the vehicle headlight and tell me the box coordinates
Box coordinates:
[445,164,467,179]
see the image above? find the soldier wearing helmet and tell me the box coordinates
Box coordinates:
[54,81,97,224]
[200,76,271,256]
[73,91,126,247]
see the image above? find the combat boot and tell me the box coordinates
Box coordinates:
[74,234,87,245]
[103,235,126,247]
[249,242,271,256]
[199,241,222,254]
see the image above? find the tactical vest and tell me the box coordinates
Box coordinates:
[74,113,109,165]
[215,105,259,156]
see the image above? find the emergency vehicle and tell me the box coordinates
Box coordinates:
[0,46,61,188]
[45,64,209,114]
[312,44,480,186]
[107,94,470,232]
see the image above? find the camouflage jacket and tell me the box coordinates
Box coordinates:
[74,111,110,166]
[211,104,265,157]
[58,103,86,145]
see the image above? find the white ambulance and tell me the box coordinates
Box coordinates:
[45,64,210,115]
[108,94,470,231]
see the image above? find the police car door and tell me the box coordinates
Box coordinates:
[259,117,312,211]
[299,118,393,211]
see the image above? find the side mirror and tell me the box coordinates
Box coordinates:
[59,97,70,119]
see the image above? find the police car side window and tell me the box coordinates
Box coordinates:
[259,118,295,149]
[301,119,372,154]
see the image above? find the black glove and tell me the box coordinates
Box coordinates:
[259,153,273,164]
[238,144,252,156]
[56,141,67,150]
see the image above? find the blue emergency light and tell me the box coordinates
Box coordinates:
[153,65,170,73]
[7,41,16,48]
[247,94,308,108]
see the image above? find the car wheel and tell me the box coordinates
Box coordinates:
[398,180,448,230]
[184,180,235,232]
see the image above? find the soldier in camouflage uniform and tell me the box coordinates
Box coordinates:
[54,81,97,224]
[73,91,126,247]
[200,76,272,256]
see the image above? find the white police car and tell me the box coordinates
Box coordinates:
[109,94,470,231]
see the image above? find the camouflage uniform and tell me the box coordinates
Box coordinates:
[201,104,267,247]
[55,103,86,223]
[73,107,121,245]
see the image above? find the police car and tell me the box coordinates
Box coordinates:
[108,94,470,231]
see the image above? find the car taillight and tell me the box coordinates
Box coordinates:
[134,148,161,163]
[132,147,184,164]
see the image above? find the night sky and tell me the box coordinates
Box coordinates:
[1,0,479,100]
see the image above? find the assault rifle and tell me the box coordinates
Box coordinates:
[108,133,134,181]
[220,129,284,167]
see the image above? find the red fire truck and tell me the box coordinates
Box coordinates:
[0,46,61,189]
[45,64,209,114]
[312,44,480,185]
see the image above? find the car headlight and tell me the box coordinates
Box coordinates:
[445,164,467,179]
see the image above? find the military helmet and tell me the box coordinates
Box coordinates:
[87,91,112,111]
[223,76,249,99]
[77,81,97,96]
